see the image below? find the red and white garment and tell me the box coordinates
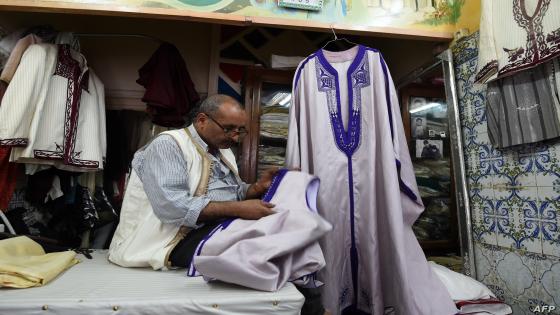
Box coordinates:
[476,0,560,83]
[0,43,106,173]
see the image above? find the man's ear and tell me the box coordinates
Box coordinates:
[195,112,207,124]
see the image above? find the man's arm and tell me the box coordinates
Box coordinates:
[134,135,276,226]
[133,135,211,228]
[197,199,275,222]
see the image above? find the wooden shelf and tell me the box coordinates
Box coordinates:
[259,135,287,146]
[418,239,457,251]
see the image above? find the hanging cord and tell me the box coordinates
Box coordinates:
[330,24,338,40]
[0,210,16,235]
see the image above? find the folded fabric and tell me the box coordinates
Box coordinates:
[0,236,79,288]
[190,170,332,291]
[456,298,512,315]
[430,261,495,301]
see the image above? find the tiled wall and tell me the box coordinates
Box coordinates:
[453,33,560,315]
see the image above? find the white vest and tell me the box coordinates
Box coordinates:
[108,127,238,270]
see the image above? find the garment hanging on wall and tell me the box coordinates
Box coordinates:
[0,34,42,210]
[476,0,560,84]
[189,170,331,292]
[486,58,560,148]
[0,34,42,83]
[285,45,457,315]
[0,43,106,173]
[137,42,200,127]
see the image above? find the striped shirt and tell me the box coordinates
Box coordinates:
[131,125,249,228]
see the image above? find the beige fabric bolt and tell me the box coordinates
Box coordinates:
[0,236,78,288]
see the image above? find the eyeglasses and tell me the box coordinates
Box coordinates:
[206,114,247,137]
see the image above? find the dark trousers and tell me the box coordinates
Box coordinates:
[168,221,220,268]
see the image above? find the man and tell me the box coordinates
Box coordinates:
[421,140,441,159]
[108,94,324,315]
[109,94,277,268]
[413,117,425,137]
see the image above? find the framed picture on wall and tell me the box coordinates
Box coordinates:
[278,0,323,11]
[416,139,443,159]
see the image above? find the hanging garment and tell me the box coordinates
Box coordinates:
[0,79,19,210]
[137,43,200,127]
[0,236,78,288]
[486,58,560,148]
[476,0,560,83]
[285,45,457,315]
[189,170,331,292]
[0,43,106,172]
[0,34,42,83]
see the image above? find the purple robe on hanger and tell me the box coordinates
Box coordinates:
[286,45,457,315]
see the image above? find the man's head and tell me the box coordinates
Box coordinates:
[415,117,423,124]
[423,140,429,146]
[194,94,247,150]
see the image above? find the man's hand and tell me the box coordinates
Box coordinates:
[245,167,280,199]
[255,167,280,193]
[234,199,276,220]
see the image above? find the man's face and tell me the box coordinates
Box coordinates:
[197,102,247,149]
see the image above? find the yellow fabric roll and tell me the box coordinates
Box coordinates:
[0,236,79,288]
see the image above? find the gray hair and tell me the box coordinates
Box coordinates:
[198,94,242,116]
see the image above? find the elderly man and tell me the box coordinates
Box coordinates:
[109,94,278,268]
[108,94,324,315]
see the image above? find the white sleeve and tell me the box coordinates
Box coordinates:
[95,72,107,163]
[475,0,498,83]
[285,65,303,169]
[0,44,50,146]
[379,54,424,224]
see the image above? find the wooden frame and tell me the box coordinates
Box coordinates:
[400,83,459,255]
[240,66,294,183]
[0,0,453,41]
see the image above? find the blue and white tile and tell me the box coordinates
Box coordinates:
[536,170,560,188]
[472,201,498,245]
[538,187,560,257]
[491,175,515,201]
[539,260,560,307]
[474,243,493,281]
[531,253,560,311]
[496,251,534,298]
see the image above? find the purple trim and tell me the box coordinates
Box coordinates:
[262,168,289,202]
[396,159,418,202]
[314,46,371,308]
[347,158,358,307]
[294,53,316,90]
[379,55,394,141]
[315,45,366,157]
[304,178,320,213]
[187,220,233,277]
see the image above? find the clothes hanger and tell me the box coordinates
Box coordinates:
[321,25,358,52]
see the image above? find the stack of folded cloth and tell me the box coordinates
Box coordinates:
[0,236,78,288]
[260,106,288,140]
[257,145,285,178]
[430,262,512,315]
